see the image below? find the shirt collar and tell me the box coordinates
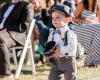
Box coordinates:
[56,24,69,33]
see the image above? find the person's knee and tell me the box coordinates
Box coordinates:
[64,72,76,80]
[49,71,59,80]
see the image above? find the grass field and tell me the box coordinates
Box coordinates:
[17,63,100,80]
[0,62,100,80]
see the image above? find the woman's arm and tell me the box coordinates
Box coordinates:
[74,1,83,17]
[96,3,100,22]
[73,2,85,24]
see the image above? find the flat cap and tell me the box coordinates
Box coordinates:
[51,5,72,17]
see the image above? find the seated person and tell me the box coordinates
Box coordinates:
[0,0,34,79]
[73,0,100,24]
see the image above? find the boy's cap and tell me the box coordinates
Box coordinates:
[51,5,72,17]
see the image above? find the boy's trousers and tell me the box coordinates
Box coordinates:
[48,56,77,80]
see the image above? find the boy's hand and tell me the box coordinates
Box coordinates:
[53,46,60,58]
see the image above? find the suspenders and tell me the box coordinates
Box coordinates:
[51,30,68,46]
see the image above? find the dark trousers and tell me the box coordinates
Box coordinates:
[0,31,17,75]
[49,57,77,80]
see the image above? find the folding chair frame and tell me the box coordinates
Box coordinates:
[13,19,36,79]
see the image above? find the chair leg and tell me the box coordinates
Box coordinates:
[15,47,27,79]
[29,40,36,74]
[15,19,36,79]
[11,48,18,66]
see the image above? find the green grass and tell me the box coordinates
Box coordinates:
[77,66,100,80]
[16,64,100,80]
[1,63,100,80]
[35,65,100,80]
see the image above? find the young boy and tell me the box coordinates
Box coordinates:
[47,5,77,80]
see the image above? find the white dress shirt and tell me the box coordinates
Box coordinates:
[48,25,77,57]
[0,4,15,29]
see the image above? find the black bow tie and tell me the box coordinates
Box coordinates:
[54,29,61,35]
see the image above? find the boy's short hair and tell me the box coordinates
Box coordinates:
[51,5,72,17]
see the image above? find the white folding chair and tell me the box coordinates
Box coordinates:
[10,19,36,79]
[10,46,23,67]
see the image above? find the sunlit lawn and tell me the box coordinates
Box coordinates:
[77,66,100,80]
[0,62,100,80]
[17,63,100,80]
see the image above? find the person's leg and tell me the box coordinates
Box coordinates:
[48,58,63,80]
[25,31,39,66]
[0,31,16,75]
[49,66,62,80]
[62,57,77,80]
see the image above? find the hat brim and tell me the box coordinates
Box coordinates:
[51,9,70,17]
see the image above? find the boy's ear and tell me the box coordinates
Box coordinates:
[64,17,71,23]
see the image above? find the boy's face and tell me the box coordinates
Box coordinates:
[51,11,67,28]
